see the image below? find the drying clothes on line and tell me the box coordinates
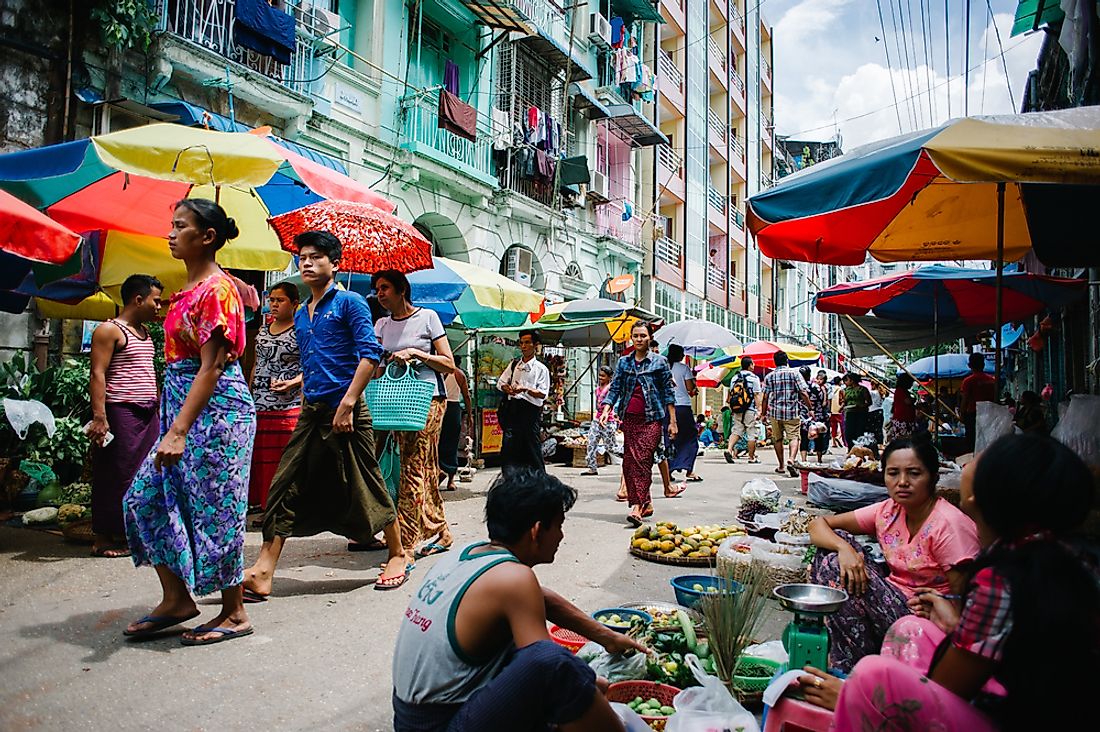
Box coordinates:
[526,107,544,145]
[443,60,460,96]
[621,201,634,222]
[234,0,296,65]
[615,48,640,85]
[438,89,477,143]
[534,149,555,181]
[491,107,512,151]
[610,16,625,47]
[558,156,591,186]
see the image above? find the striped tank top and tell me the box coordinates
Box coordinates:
[104,319,158,404]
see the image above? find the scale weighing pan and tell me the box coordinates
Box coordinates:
[773,583,848,613]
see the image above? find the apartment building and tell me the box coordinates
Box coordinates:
[648,0,775,343]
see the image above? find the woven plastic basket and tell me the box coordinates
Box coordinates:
[548,624,587,653]
[365,361,435,431]
[606,681,681,731]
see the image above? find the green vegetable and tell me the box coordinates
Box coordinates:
[660,705,676,715]
[676,609,697,653]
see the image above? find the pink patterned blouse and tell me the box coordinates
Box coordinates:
[163,272,246,364]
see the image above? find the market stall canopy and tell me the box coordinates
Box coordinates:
[713,341,820,370]
[838,315,984,358]
[0,188,81,264]
[903,353,994,380]
[656,319,741,356]
[814,264,1086,325]
[539,297,658,324]
[747,107,1100,267]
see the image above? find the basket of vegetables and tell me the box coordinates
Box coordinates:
[643,609,720,687]
[606,681,680,730]
[731,656,781,693]
[592,608,651,633]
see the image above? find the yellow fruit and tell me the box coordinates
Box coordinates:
[659,540,675,553]
[683,539,698,551]
[657,527,672,537]
[708,532,726,542]
[640,540,656,552]
[687,551,702,558]
[633,526,648,539]
[669,548,684,557]
[673,535,683,546]
[631,538,647,548]
[699,540,713,548]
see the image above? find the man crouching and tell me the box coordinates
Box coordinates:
[392,468,643,731]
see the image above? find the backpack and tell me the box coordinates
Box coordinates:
[728,372,752,413]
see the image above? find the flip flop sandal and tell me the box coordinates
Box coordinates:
[747,457,761,464]
[375,568,410,591]
[626,513,643,528]
[180,626,254,646]
[347,539,387,552]
[641,505,654,518]
[773,467,787,475]
[90,546,131,558]
[123,610,201,637]
[615,493,628,502]
[242,589,268,604]
[416,543,452,559]
[664,485,686,498]
[686,475,704,482]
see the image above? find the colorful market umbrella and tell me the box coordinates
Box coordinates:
[814,264,1086,325]
[695,360,742,388]
[747,107,1100,268]
[538,297,637,323]
[713,340,821,370]
[269,199,432,274]
[903,353,994,380]
[656,319,742,355]
[0,123,395,301]
[0,188,82,264]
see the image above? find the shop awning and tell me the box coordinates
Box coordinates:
[461,0,537,33]
[516,28,595,81]
[611,0,664,24]
[838,315,986,359]
[1011,0,1064,36]
[603,104,669,147]
[569,82,611,119]
[147,101,348,173]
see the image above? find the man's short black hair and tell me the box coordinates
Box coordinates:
[740,355,754,369]
[295,230,342,263]
[518,329,540,345]
[485,468,576,543]
[968,352,986,371]
[773,350,790,367]
[121,274,162,305]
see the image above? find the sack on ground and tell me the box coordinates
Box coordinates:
[974,401,1014,453]
[740,478,780,505]
[807,474,888,511]
[665,655,760,732]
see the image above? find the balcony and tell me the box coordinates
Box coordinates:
[761,172,775,189]
[595,200,643,252]
[707,264,728,306]
[730,133,744,161]
[707,36,727,87]
[400,91,496,186]
[655,235,683,269]
[730,66,746,98]
[155,0,315,111]
[661,0,687,34]
[658,49,685,116]
[729,203,745,231]
[729,277,747,314]
[762,58,773,90]
[461,0,562,34]
[707,184,728,232]
[762,295,774,328]
[707,110,727,160]
[711,0,729,21]
[657,144,685,201]
[731,4,746,46]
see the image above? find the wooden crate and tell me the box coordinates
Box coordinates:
[570,447,608,468]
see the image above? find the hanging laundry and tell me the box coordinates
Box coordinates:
[234,0,296,65]
[621,201,634,222]
[443,60,461,96]
[558,156,591,186]
[610,16,625,47]
[438,89,477,143]
[491,107,512,151]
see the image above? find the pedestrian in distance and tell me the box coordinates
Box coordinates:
[580,366,616,476]
[247,281,302,512]
[599,321,679,527]
[829,375,845,447]
[87,274,163,558]
[841,372,873,448]
[122,199,257,645]
[496,330,550,475]
[666,344,702,482]
[374,268,456,560]
[243,231,408,598]
[439,354,473,490]
[760,350,811,477]
[724,355,762,464]
[960,352,996,453]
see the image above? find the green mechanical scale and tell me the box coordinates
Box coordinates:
[773,583,849,672]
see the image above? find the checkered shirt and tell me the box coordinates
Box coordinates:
[951,566,1013,662]
[763,366,809,422]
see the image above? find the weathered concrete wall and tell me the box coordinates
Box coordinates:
[0,0,67,153]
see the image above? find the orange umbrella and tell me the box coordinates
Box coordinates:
[268,199,433,274]
[0,188,81,264]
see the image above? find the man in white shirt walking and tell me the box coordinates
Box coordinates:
[497,330,550,474]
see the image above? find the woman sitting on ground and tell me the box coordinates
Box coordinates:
[808,433,980,672]
[798,433,1100,731]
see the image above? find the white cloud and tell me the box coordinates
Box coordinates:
[771,3,1045,148]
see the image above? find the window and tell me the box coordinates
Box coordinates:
[654,282,681,324]
[564,262,583,279]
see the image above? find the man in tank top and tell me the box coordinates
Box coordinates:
[88,274,163,558]
[392,468,645,732]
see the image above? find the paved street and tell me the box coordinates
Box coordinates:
[0,444,825,731]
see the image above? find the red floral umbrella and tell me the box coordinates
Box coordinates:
[0,188,82,264]
[268,199,433,274]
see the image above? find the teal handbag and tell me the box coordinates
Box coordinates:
[366,360,434,431]
[378,433,400,504]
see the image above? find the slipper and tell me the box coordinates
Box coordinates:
[348,539,387,552]
[787,465,799,478]
[641,505,654,518]
[90,546,131,558]
[774,467,786,475]
[123,611,201,637]
[375,569,410,591]
[747,457,761,464]
[723,450,735,464]
[686,475,704,482]
[579,469,599,476]
[626,513,643,527]
[180,626,254,646]
[416,543,451,559]
[664,485,686,499]
[242,589,268,604]
[615,493,628,502]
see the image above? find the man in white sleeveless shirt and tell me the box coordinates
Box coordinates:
[392,469,645,731]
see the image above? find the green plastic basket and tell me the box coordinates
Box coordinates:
[365,361,435,431]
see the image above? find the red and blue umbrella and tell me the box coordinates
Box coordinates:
[814,264,1086,325]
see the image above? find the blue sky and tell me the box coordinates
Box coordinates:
[765,0,1045,146]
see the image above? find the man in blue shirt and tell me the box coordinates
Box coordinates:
[244,231,409,599]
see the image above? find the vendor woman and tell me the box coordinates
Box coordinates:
[808,433,979,672]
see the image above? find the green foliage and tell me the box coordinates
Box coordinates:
[147,321,166,385]
[90,0,159,54]
[27,416,90,473]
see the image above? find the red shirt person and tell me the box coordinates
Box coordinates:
[960,353,996,452]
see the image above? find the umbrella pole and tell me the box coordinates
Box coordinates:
[995,182,1006,400]
[934,288,940,443]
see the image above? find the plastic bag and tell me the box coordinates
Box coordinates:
[807,475,888,511]
[610,702,652,732]
[974,401,1014,454]
[665,655,760,732]
[743,640,789,665]
[3,397,55,439]
[1051,394,1100,468]
[578,641,648,682]
[741,478,780,505]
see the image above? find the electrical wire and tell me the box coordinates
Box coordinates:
[944,0,951,119]
[887,0,916,130]
[919,0,938,124]
[876,0,906,135]
[985,0,1016,111]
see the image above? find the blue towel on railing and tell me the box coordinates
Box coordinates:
[235,0,296,65]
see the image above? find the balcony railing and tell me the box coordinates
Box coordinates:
[730,133,744,161]
[707,37,727,72]
[658,49,683,90]
[730,277,746,301]
[595,200,642,249]
[655,236,682,268]
[156,0,315,96]
[761,172,774,188]
[707,266,727,296]
[658,145,683,177]
[730,204,745,230]
[707,111,727,146]
[731,3,744,29]
[762,59,772,85]
[730,66,745,96]
[401,91,495,179]
[707,185,726,213]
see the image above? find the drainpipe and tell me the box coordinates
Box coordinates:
[1091,267,1100,394]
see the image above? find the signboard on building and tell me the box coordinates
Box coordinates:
[480,408,502,454]
[334,82,364,113]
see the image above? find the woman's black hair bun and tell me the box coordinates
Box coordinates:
[225,217,240,240]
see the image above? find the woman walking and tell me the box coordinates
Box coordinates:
[885,373,922,442]
[599,322,678,526]
[581,366,618,476]
[122,199,256,645]
[373,270,455,560]
[248,281,302,511]
[841,372,872,447]
[666,344,702,482]
[438,354,472,491]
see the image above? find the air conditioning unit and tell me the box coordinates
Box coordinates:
[504,247,533,286]
[586,170,610,203]
[297,3,341,45]
[588,12,611,50]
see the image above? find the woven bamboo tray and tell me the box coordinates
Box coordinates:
[630,545,716,567]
